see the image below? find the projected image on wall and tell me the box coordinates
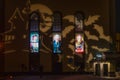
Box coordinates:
[30,32,39,53]
[53,33,61,54]
[75,33,84,53]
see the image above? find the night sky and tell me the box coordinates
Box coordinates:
[116,0,120,33]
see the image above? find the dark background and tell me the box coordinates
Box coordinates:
[0,0,119,72]
[116,0,120,33]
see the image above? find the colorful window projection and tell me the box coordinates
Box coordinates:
[53,33,61,54]
[75,33,84,53]
[30,32,39,53]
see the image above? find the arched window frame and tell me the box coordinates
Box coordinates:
[29,11,40,53]
[74,12,84,54]
[52,12,62,54]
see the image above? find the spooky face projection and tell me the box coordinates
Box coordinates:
[30,4,53,33]
[75,33,84,54]
[53,33,61,54]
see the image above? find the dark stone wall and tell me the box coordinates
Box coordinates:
[2,0,115,72]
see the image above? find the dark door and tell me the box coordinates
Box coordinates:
[103,64,108,76]
[95,64,100,76]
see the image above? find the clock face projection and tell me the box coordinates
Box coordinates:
[52,33,61,54]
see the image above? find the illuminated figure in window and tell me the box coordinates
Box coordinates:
[30,33,39,42]
[30,32,39,53]
[53,33,61,53]
[75,34,84,53]
[30,43,39,52]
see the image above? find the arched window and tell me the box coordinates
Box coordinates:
[29,12,40,53]
[74,12,84,54]
[74,12,85,72]
[52,12,62,72]
[52,12,62,54]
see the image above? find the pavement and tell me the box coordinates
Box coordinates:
[13,75,120,80]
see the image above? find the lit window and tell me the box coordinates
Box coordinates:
[52,12,62,54]
[29,12,40,53]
